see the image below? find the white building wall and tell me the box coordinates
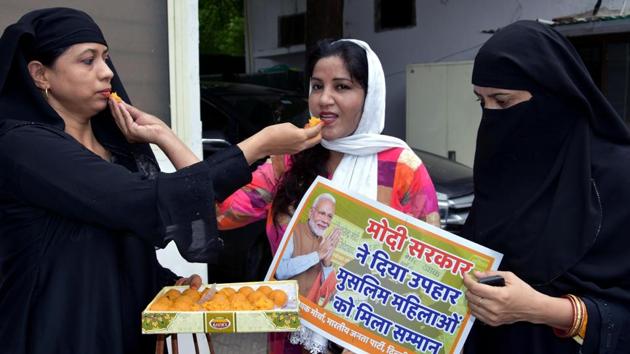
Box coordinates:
[245,0,307,71]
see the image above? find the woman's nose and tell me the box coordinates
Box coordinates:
[319,87,334,106]
[98,59,114,81]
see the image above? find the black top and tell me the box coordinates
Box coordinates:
[0,121,251,354]
[0,8,253,354]
[464,21,630,354]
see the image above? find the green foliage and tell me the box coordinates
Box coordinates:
[199,0,244,56]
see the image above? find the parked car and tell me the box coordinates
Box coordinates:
[200,80,308,160]
[200,80,308,283]
[411,148,474,234]
[200,80,474,282]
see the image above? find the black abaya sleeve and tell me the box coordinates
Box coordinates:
[156,262,180,287]
[0,124,251,262]
[582,297,630,354]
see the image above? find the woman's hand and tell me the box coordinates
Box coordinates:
[109,98,199,169]
[463,270,572,328]
[109,98,170,145]
[260,122,323,155]
[237,122,322,165]
[175,274,202,290]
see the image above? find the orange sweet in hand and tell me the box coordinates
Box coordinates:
[110,91,123,103]
[307,116,321,128]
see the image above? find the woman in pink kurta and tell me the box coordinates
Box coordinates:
[217,148,439,254]
[217,39,439,354]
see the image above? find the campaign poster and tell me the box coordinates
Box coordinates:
[266,176,502,354]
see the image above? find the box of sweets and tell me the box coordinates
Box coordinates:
[142,280,300,334]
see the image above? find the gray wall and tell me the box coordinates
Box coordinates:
[0,0,171,124]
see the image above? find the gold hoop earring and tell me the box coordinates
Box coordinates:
[44,87,49,99]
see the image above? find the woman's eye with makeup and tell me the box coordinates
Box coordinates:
[81,58,94,65]
[498,98,513,108]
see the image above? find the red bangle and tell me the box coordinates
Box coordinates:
[553,294,582,338]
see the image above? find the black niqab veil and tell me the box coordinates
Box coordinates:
[466,20,630,292]
[0,7,153,161]
[463,20,630,354]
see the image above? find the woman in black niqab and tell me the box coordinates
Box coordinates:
[0,8,321,354]
[462,20,630,354]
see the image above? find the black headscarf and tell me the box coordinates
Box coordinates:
[465,20,630,289]
[0,7,154,164]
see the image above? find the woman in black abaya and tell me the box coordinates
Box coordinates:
[462,20,630,354]
[0,8,320,354]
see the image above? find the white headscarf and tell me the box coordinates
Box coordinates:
[319,39,409,199]
[291,39,410,354]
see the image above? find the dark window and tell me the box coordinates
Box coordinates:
[199,83,309,159]
[570,33,630,125]
[278,13,305,47]
[375,0,416,32]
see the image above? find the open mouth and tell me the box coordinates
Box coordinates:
[319,114,337,125]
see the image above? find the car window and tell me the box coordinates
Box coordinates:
[200,82,309,147]
[200,97,237,142]
[221,94,308,126]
